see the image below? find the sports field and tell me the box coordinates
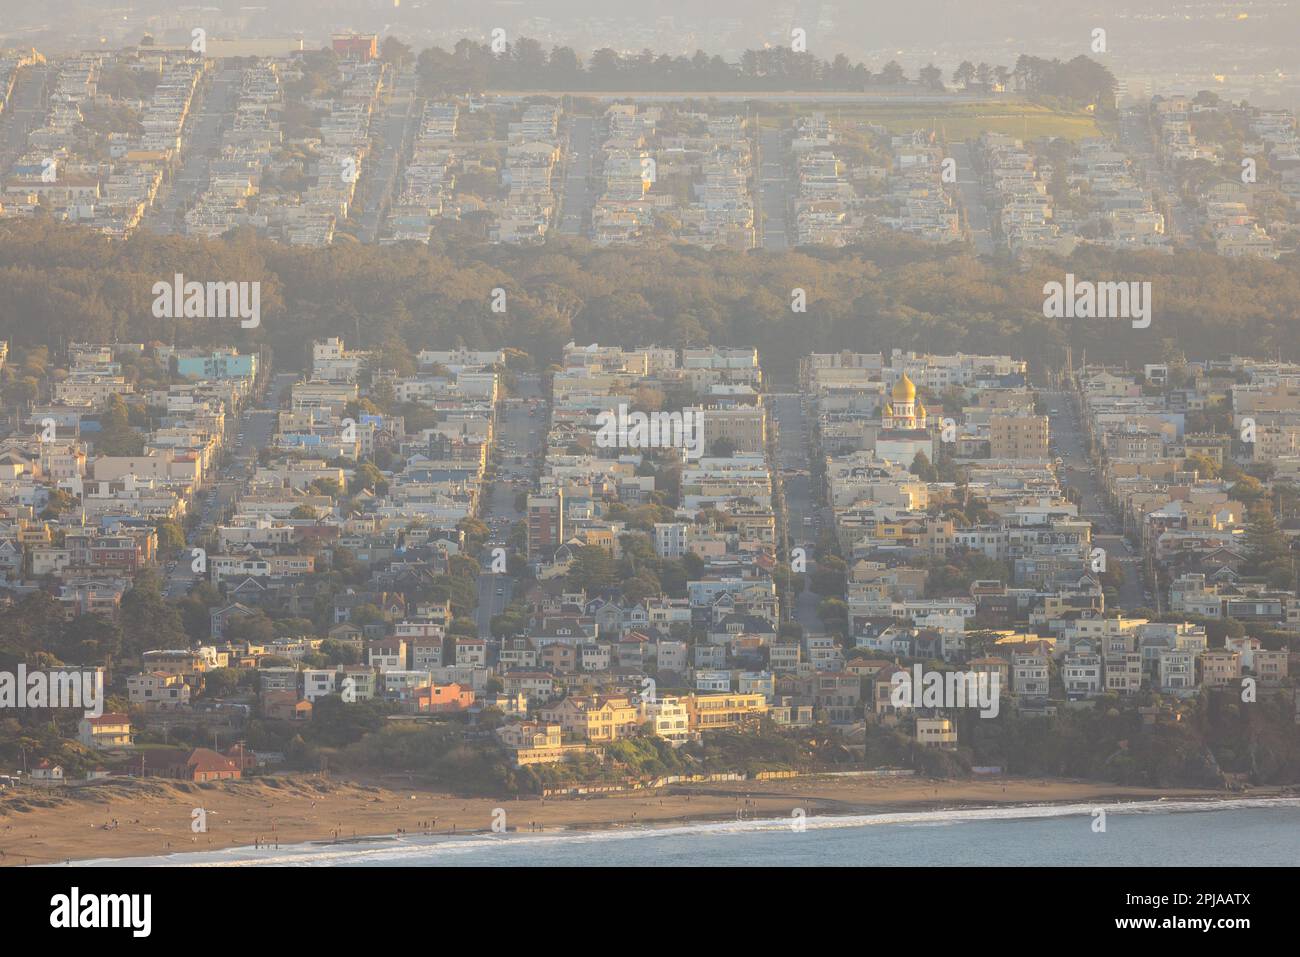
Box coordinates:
[754,98,1103,140]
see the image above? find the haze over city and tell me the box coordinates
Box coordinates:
[0,0,1294,915]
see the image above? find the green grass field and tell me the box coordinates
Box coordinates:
[756,99,1102,141]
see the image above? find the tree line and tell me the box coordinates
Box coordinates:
[409,38,1116,109]
[0,220,1297,383]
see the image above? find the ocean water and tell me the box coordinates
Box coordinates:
[72,798,1300,867]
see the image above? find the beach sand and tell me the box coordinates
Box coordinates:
[2,774,1282,866]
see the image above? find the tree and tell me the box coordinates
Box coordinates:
[118,569,186,655]
[566,546,619,593]
[224,612,276,646]
[96,394,144,456]
[201,668,241,698]
[1184,453,1219,480]
[155,519,186,553]
[707,437,737,457]
[490,604,529,638]
[57,614,123,666]
[817,597,848,632]
[349,463,387,495]
[918,64,944,91]
[878,61,906,85]
[379,37,413,68]
[458,517,490,555]
[319,638,360,665]
[350,603,387,627]
[810,554,847,597]
[176,583,222,641]
[41,488,76,520]
[621,575,660,606]
[910,450,938,482]
[1242,503,1292,587]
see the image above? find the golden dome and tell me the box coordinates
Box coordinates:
[891,373,917,402]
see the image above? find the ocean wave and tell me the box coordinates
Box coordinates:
[69,795,1300,867]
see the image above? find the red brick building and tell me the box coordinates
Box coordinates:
[332,33,377,61]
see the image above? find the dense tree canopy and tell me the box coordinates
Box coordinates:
[2,221,1295,383]
[413,39,1114,110]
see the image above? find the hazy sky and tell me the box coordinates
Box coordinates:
[2,0,1296,86]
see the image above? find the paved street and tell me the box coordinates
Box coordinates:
[165,372,284,599]
[1042,388,1148,612]
[143,67,240,235]
[557,115,595,237]
[1118,107,1197,246]
[950,140,994,255]
[476,374,544,636]
[757,129,790,250]
[475,572,514,639]
[357,68,420,243]
[769,391,825,634]
[0,64,47,173]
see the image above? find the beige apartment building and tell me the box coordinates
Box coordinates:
[990,414,1050,461]
[684,692,768,731]
[1199,650,1241,687]
[696,405,767,455]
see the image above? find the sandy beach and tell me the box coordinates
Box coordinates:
[1,773,1284,866]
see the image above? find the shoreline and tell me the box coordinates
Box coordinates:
[1,774,1292,866]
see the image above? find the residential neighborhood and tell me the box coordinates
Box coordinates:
[1,333,1294,800]
[0,4,1297,880]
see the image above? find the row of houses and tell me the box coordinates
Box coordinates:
[184,60,283,237]
[0,342,258,617]
[2,52,203,237]
[977,132,1069,256]
[385,100,458,243]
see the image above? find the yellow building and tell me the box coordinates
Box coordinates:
[497,721,598,766]
[538,695,640,742]
[17,521,51,546]
[685,693,768,732]
[916,716,957,748]
[882,373,926,430]
[78,712,133,750]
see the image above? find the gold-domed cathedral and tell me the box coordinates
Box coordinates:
[875,372,934,465]
[882,373,927,431]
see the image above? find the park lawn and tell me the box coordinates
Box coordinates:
[755,99,1101,140]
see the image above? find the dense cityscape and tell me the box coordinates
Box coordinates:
[0,3,1295,890]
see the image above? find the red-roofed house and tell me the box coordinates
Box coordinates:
[185,748,242,782]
